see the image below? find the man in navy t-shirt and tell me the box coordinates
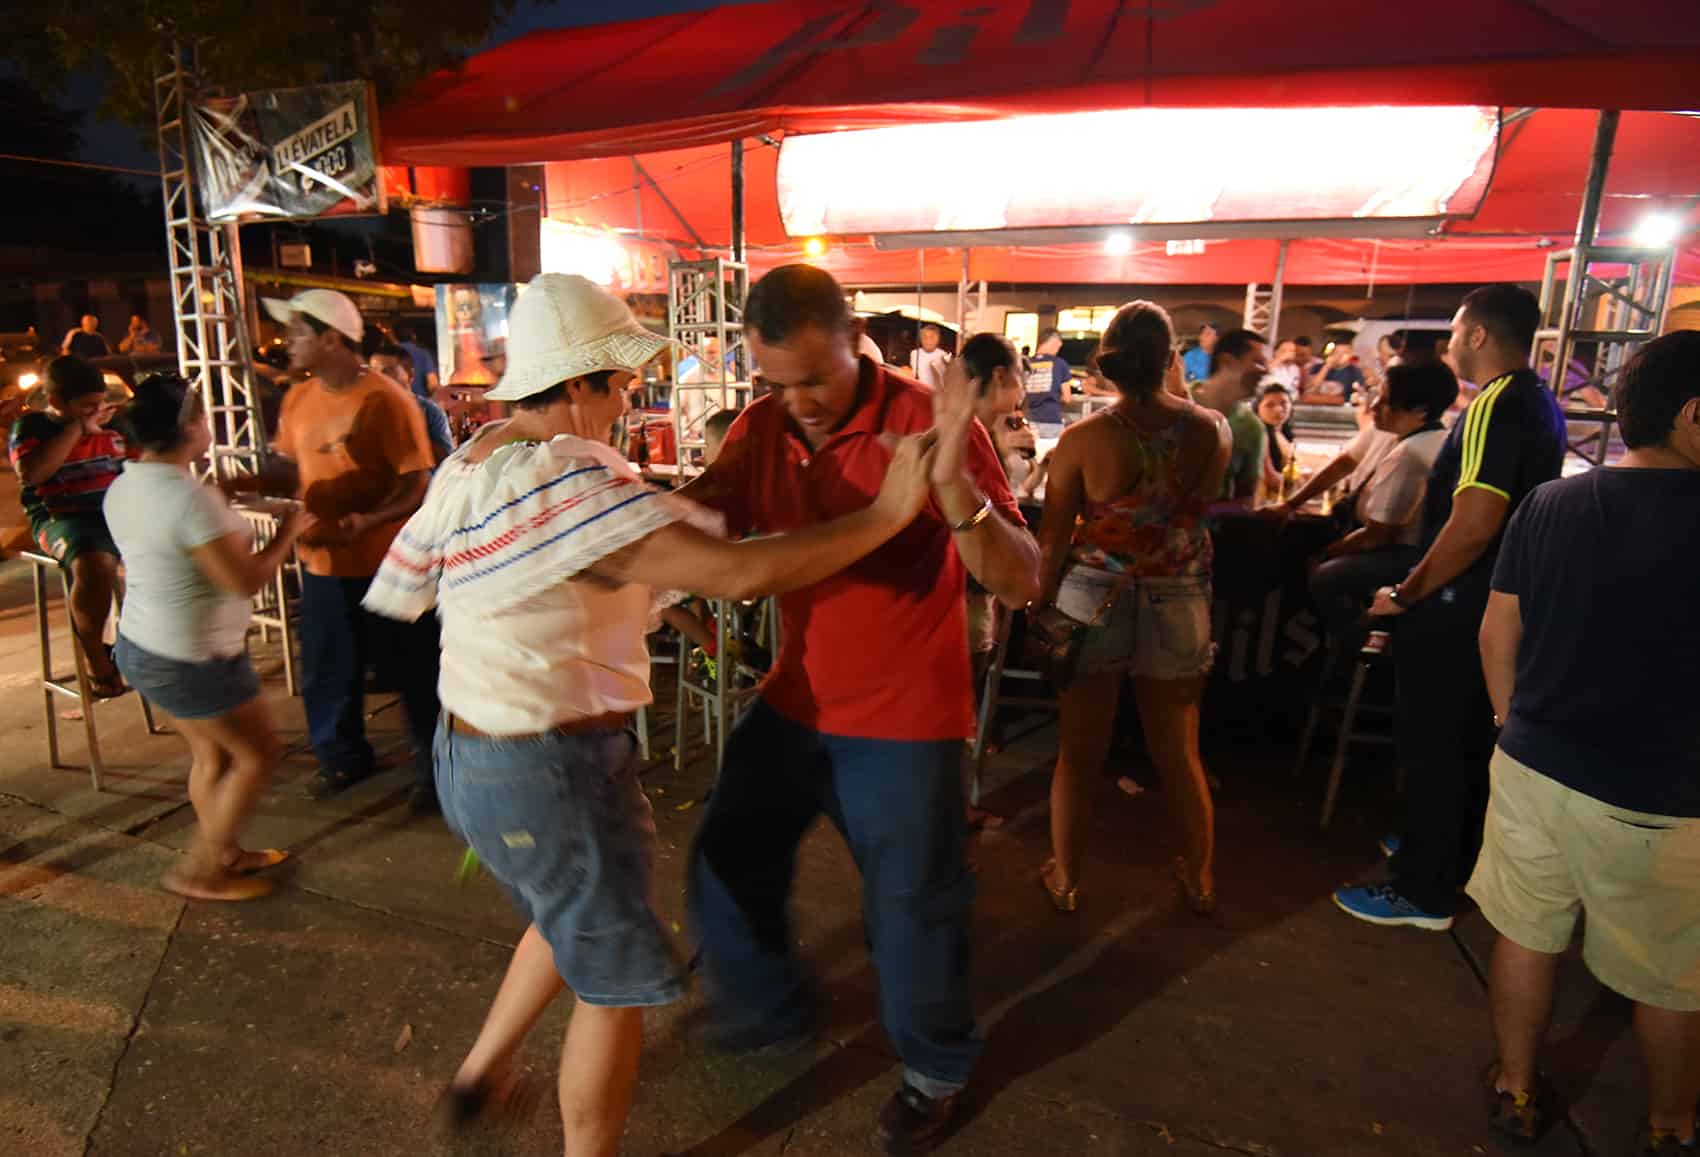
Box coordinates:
[1022,328,1072,437]
[396,324,440,400]
[1334,285,1564,931]
[1466,331,1700,1148]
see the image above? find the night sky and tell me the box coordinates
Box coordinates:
[67,0,732,174]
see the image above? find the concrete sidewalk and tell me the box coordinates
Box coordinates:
[0,556,1649,1157]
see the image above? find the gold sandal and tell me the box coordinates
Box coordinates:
[1039,858,1079,913]
[1173,857,1216,916]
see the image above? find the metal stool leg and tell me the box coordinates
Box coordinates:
[1320,659,1371,828]
[34,563,63,769]
[673,628,688,771]
[969,605,1015,807]
[1294,648,1338,774]
[59,570,105,792]
[277,567,299,697]
[711,601,729,775]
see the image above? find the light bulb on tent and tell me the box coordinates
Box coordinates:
[1103,230,1133,256]
[1632,212,1683,247]
[803,237,826,257]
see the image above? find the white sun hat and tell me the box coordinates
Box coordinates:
[485,273,674,403]
[261,288,364,343]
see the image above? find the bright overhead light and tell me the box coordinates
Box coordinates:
[1103,231,1133,256]
[803,237,826,257]
[777,106,1499,237]
[1632,212,1683,247]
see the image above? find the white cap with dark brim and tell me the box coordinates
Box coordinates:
[261,288,364,344]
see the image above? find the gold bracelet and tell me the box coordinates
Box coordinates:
[950,495,993,533]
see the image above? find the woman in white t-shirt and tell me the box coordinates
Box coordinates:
[1307,359,1459,656]
[105,374,311,902]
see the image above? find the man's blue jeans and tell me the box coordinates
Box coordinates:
[688,700,981,1097]
[298,572,439,786]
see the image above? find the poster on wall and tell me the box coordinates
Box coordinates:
[190,81,384,223]
[435,284,519,388]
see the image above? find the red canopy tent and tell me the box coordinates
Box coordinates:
[535,109,1700,285]
[381,0,1700,285]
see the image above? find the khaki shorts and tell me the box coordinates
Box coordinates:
[1467,748,1700,1010]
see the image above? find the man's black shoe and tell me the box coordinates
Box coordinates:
[875,1083,958,1156]
[304,767,368,800]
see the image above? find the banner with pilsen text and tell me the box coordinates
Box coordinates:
[190,81,384,223]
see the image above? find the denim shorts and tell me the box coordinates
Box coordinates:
[1055,566,1215,680]
[113,635,260,719]
[434,719,686,1007]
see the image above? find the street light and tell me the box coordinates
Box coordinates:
[1632,212,1683,247]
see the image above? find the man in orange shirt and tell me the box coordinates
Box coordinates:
[226,290,441,811]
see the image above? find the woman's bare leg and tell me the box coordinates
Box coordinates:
[178,721,232,875]
[68,552,119,679]
[172,697,281,869]
[1131,675,1215,895]
[558,1001,644,1157]
[1047,671,1122,892]
[453,924,567,1091]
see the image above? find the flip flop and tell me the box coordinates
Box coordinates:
[161,869,273,903]
[225,849,291,875]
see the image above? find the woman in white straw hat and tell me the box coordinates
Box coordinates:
[364,273,938,1156]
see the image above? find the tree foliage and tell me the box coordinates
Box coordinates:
[8,1,531,131]
[0,76,162,251]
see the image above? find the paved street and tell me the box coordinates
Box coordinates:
[0,552,1649,1157]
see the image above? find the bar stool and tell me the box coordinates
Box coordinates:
[968,603,1057,808]
[1294,640,1396,827]
[21,551,162,792]
[672,597,774,773]
[237,503,301,696]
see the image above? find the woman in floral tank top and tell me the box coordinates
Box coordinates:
[1033,302,1231,915]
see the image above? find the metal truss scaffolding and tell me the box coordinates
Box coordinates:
[667,258,751,478]
[156,42,266,481]
[665,257,757,776]
[1534,243,1676,465]
[1241,241,1289,345]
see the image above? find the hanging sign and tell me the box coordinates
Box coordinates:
[190,81,385,223]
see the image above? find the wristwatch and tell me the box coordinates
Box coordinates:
[1386,584,1409,608]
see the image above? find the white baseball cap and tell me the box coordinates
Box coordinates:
[485,274,673,403]
[261,288,364,344]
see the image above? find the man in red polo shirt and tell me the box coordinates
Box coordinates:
[685,265,1040,1154]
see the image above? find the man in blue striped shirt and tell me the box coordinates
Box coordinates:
[1333,285,1565,931]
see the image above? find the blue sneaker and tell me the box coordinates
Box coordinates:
[1332,883,1453,931]
[1379,834,1401,859]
